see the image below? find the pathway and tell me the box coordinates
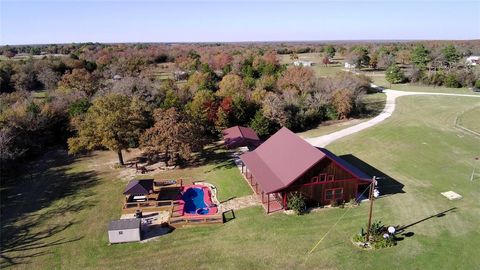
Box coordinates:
[305,86,480,147]
[221,194,261,212]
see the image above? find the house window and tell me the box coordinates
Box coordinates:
[311,176,319,182]
[325,188,343,201]
[118,231,123,235]
[327,175,334,181]
[319,174,327,182]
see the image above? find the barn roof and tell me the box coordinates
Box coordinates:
[123,179,154,195]
[108,219,141,231]
[240,127,371,193]
[222,126,261,148]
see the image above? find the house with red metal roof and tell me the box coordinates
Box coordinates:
[222,126,262,149]
[240,127,372,213]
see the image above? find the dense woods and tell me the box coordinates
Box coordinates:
[1,41,479,171]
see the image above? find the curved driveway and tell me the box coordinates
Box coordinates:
[305,87,480,147]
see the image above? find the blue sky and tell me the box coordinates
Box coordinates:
[1,0,479,45]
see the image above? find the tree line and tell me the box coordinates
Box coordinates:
[1,41,478,172]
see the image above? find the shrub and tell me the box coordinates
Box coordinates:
[475,79,480,89]
[455,69,477,87]
[348,198,358,206]
[409,67,425,83]
[428,72,446,86]
[287,192,307,215]
[444,74,461,88]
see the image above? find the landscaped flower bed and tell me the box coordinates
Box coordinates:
[352,220,397,249]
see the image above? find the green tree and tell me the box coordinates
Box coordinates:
[442,45,460,67]
[411,44,430,69]
[250,110,275,138]
[325,45,336,59]
[68,94,147,165]
[385,64,406,84]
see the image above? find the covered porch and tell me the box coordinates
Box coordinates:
[241,163,286,213]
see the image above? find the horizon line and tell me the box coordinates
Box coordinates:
[2,38,480,47]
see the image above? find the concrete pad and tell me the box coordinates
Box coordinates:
[441,191,462,200]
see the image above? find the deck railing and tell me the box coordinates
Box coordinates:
[169,213,224,227]
[122,200,176,214]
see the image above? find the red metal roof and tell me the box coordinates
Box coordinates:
[222,126,261,148]
[240,127,371,193]
[240,127,325,193]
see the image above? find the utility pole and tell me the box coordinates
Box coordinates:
[365,176,376,243]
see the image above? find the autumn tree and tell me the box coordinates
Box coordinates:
[140,108,206,166]
[217,74,247,98]
[396,49,411,65]
[331,89,354,119]
[58,68,99,97]
[377,52,395,70]
[322,55,330,67]
[68,94,147,165]
[186,89,217,133]
[277,66,315,93]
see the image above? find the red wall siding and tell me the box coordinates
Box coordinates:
[284,158,358,206]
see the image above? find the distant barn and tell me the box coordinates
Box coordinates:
[222,126,262,149]
[240,127,372,213]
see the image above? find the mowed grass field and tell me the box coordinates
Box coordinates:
[278,53,344,77]
[372,75,479,95]
[2,95,480,269]
[457,106,480,134]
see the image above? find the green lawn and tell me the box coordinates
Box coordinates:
[2,95,480,269]
[457,106,480,134]
[278,53,344,77]
[372,75,479,95]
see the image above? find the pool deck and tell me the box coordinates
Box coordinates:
[175,185,219,216]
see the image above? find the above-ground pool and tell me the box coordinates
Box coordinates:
[182,187,209,215]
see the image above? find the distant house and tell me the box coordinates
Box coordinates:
[108,219,141,244]
[344,62,356,69]
[466,56,480,66]
[240,127,372,213]
[222,126,262,149]
[113,74,123,80]
[293,60,313,67]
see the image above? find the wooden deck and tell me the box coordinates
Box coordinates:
[122,200,176,214]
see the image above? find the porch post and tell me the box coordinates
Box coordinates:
[267,193,270,213]
[283,192,287,208]
[262,192,264,203]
